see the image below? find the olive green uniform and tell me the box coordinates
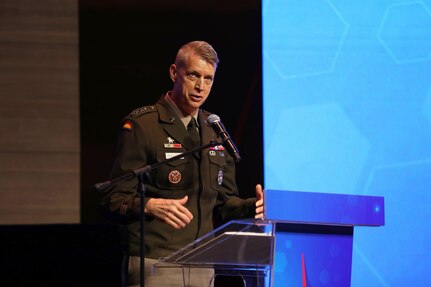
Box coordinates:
[102,94,256,259]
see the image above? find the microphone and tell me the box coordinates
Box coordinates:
[208,114,241,163]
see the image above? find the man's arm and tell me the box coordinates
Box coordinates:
[101,116,194,229]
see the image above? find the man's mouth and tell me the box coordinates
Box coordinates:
[190,95,202,101]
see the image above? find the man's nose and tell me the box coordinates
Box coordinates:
[195,78,203,91]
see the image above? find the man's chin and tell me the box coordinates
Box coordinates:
[189,99,205,108]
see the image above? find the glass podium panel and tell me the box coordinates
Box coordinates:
[154,219,275,272]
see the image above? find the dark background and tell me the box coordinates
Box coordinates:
[0,1,263,286]
[80,0,263,224]
[79,1,263,286]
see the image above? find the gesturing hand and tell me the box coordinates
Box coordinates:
[144,196,194,229]
[255,184,264,219]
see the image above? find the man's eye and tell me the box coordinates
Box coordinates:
[204,78,213,84]
[187,73,197,80]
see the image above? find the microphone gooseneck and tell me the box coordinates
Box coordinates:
[208,114,241,163]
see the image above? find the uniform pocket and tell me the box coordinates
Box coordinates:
[155,148,194,190]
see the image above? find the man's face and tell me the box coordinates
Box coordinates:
[170,52,216,115]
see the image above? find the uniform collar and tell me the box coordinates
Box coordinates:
[156,93,217,152]
[164,92,199,128]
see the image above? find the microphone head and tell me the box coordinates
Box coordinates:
[208,114,221,124]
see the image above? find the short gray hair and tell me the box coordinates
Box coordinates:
[175,41,220,69]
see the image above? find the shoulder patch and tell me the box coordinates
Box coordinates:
[130,105,156,118]
[122,120,133,131]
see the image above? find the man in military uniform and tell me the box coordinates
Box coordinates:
[102,40,264,287]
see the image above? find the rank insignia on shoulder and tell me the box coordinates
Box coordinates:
[122,120,133,130]
[130,105,156,118]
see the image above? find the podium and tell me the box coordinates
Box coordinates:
[154,189,385,286]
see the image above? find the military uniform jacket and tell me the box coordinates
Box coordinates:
[102,94,255,259]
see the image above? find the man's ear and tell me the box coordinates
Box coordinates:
[169,64,177,82]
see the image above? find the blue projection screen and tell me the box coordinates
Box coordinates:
[262,0,431,286]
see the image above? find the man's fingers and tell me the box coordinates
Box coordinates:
[177,195,188,206]
[164,208,188,229]
[255,205,264,214]
[255,184,263,200]
[162,198,193,228]
[145,197,194,228]
[255,184,264,218]
[176,196,193,220]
